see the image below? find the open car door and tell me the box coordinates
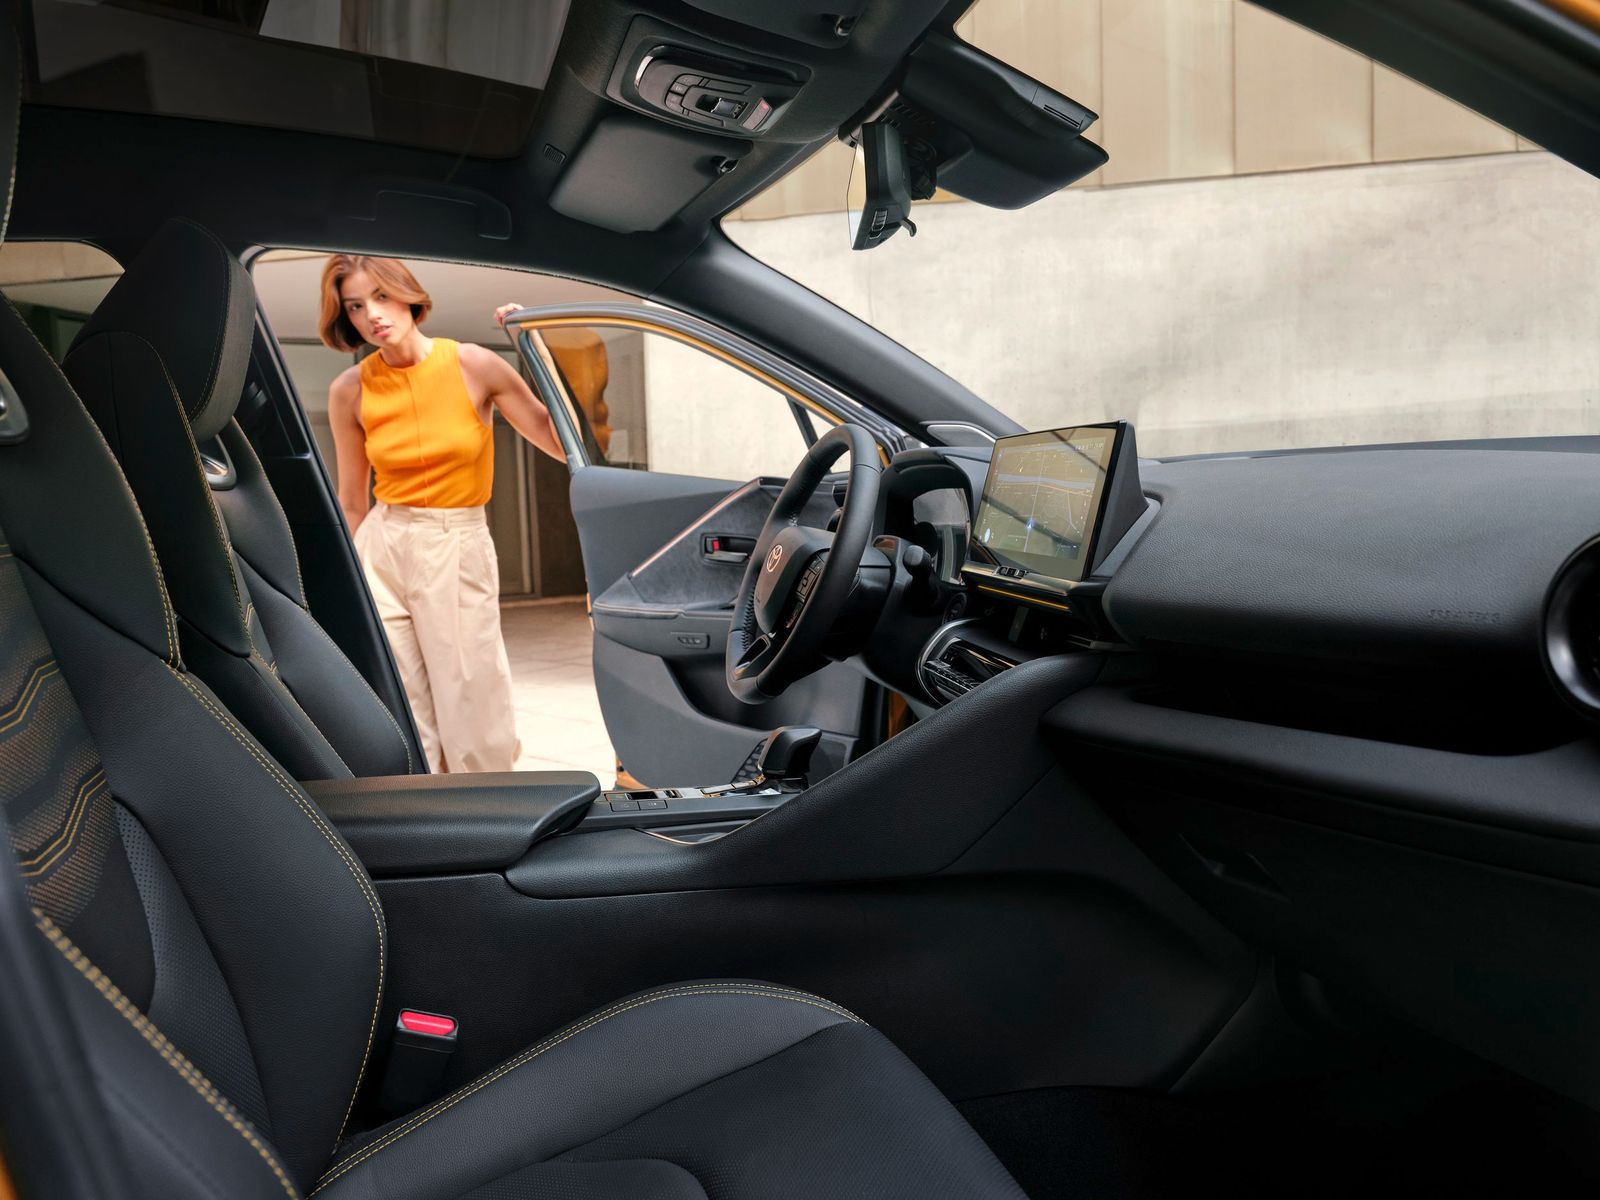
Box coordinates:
[506,303,904,787]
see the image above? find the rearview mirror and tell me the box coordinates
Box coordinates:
[842,32,1106,253]
[846,123,919,251]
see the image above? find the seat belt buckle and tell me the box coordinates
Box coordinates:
[378,1009,458,1113]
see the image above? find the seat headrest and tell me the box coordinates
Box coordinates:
[69,219,255,442]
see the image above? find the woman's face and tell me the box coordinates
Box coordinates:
[339,268,416,348]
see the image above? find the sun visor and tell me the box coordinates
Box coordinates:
[549,115,747,234]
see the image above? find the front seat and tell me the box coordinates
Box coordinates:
[62,218,418,781]
[0,32,1024,1200]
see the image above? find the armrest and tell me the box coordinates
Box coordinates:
[305,771,600,876]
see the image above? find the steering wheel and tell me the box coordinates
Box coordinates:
[726,422,882,703]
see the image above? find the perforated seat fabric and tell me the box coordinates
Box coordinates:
[0,10,1025,1197]
[63,218,417,780]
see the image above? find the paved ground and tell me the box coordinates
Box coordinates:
[502,598,618,785]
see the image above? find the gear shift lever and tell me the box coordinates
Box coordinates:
[755,726,822,788]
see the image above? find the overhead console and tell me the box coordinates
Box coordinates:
[606,18,810,138]
[541,0,1074,237]
[546,14,822,234]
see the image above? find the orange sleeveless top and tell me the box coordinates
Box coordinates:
[359,338,493,508]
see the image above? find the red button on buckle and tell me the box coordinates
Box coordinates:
[399,1010,456,1037]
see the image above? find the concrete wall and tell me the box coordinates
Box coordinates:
[726,151,1600,458]
[642,334,822,481]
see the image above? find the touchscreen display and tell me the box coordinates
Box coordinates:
[968,423,1121,586]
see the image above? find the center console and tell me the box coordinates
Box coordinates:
[310,726,826,876]
[914,420,1152,708]
[574,723,820,841]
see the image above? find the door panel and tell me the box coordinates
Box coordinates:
[576,466,862,786]
[569,465,742,594]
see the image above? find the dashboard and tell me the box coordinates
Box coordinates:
[876,422,1600,729]
[866,420,1600,1115]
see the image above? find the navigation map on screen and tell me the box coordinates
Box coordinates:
[970,425,1119,585]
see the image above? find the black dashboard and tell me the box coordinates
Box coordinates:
[877,426,1600,730]
[868,421,1600,1114]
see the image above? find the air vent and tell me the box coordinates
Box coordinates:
[919,626,1017,706]
[1543,537,1600,718]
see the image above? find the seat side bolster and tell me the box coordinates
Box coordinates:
[40,917,300,1200]
[240,557,413,777]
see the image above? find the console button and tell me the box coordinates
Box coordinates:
[608,799,640,812]
[637,798,668,811]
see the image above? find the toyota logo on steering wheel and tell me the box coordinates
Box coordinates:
[765,544,785,573]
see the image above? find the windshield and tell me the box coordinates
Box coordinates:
[724,2,1600,458]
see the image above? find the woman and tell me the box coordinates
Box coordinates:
[321,255,562,773]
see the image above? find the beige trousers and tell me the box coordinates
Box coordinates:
[354,503,522,773]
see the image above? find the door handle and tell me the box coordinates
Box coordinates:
[702,534,755,564]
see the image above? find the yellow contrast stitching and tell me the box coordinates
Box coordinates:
[142,335,249,631]
[0,660,59,733]
[167,666,384,1147]
[248,650,353,775]
[310,984,860,1195]
[18,770,106,875]
[36,916,299,1199]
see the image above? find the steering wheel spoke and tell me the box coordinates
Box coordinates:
[732,632,780,682]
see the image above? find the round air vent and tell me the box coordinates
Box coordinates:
[1543,537,1600,718]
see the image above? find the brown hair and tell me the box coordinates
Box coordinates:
[318,255,432,352]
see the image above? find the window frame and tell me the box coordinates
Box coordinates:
[505,302,905,476]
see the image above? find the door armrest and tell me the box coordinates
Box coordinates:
[305,771,601,876]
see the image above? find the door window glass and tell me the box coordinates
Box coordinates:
[534,323,837,481]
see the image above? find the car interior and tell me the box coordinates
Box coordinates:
[3,0,1600,1197]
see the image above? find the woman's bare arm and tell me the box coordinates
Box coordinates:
[460,343,567,462]
[328,367,373,531]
